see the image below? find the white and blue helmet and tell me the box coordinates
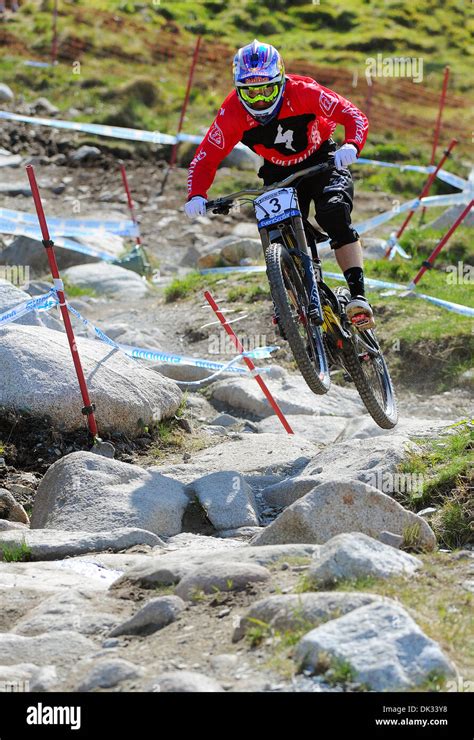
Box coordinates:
[233,39,285,124]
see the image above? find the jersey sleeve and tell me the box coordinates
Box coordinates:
[187,99,244,200]
[299,80,369,154]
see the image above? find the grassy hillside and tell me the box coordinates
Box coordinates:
[0,0,472,162]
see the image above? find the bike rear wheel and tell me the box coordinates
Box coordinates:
[342,329,398,428]
[265,243,331,395]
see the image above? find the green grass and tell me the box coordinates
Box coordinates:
[1,540,32,563]
[63,279,98,298]
[397,424,473,548]
[163,271,222,303]
[359,247,474,391]
[293,552,473,682]
[2,0,472,164]
[227,282,269,303]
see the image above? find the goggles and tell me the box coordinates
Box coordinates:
[239,83,280,104]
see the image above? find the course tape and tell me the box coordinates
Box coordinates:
[0,111,177,145]
[0,288,278,379]
[0,208,139,237]
[198,266,474,317]
[0,110,469,184]
[412,292,474,317]
[0,289,58,327]
[354,192,471,236]
[357,158,469,191]
[0,154,22,168]
[66,302,277,377]
[0,221,118,262]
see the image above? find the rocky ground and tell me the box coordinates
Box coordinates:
[0,117,472,694]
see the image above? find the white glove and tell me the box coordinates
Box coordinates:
[184,196,207,219]
[334,143,358,169]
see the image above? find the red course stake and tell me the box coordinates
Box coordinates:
[384,138,458,259]
[408,199,473,289]
[169,35,202,168]
[430,66,450,166]
[204,291,294,435]
[26,165,99,439]
[119,162,142,248]
[51,0,59,65]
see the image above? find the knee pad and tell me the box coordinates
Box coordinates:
[316,194,359,249]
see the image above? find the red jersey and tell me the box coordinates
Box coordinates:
[187,74,369,200]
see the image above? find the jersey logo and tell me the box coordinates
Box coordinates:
[319,90,338,116]
[274,124,296,151]
[208,122,224,149]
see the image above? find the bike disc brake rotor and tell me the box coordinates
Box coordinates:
[354,333,386,406]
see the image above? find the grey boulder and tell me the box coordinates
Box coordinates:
[306,532,422,586]
[0,488,29,524]
[31,452,188,538]
[0,324,182,434]
[187,471,259,531]
[0,631,95,670]
[295,601,457,691]
[0,84,14,103]
[113,544,317,590]
[233,591,383,641]
[63,262,148,298]
[0,278,61,331]
[148,671,224,692]
[251,480,436,550]
[109,595,185,636]
[174,561,271,601]
[77,659,142,691]
[0,663,57,692]
[0,527,164,561]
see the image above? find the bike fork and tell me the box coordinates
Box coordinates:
[301,251,324,325]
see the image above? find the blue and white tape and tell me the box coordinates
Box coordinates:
[0,208,139,238]
[66,302,277,378]
[1,110,469,182]
[411,292,474,317]
[0,111,177,145]
[0,289,59,327]
[355,192,471,236]
[0,289,278,380]
[198,265,474,317]
[357,158,470,191]
[0,221,119,262]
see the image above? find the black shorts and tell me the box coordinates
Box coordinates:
[258,139,359,249]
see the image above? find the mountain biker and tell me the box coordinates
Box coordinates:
[184,39,374,329]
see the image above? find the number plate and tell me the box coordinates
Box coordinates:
[254,187,301,229]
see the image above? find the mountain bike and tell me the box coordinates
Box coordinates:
[206,157,398,429]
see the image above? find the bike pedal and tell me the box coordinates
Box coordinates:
[350,312,371,328]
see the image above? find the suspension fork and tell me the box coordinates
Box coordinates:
[260,227,280,319]
[291,215,324,326]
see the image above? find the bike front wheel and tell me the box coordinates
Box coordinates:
[342,329,398,429]
[265,243,331,395]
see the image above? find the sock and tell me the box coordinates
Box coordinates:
[343,266,365,298]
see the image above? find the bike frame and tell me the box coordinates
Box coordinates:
[207,159,354,345]
[206,161,397,429]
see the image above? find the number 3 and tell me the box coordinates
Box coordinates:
[269,197,281,213]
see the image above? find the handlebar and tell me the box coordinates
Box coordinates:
[206,154,335,214]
